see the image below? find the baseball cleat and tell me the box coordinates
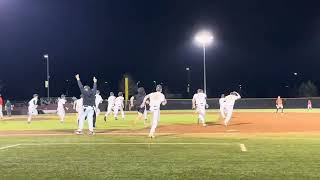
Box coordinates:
[88,131,95,136]
[75,130,83,135]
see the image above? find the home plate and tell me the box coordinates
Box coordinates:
[226,129,239,132]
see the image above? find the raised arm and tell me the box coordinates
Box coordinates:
[92,77,97,94]
[235,92,241,100]
[75,74,85,94]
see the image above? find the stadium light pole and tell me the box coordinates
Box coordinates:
[195,31,213,94]
[43,54,50,99]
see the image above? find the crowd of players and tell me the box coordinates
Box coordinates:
[0,75,315,138]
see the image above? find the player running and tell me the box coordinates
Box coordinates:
[95,90,103,116]
[307,99,312,110]
[130,87,148,127]
[114,92,125,120]
[219,94,226,119]
[27,94,39,124]
[223,91,241,127]
[141,85,167,138]
[276,96,284,113]
[192,89,208,127]
[73,95,83,123]
[104,92,116,122]
[57,94,68,123]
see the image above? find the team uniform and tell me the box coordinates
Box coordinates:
[223,92,241,126]
[105,95,116,118]
[192,92,208,126]
[5,100,13,117]
[114,96,125,120]
[307,100,312,110]
[276,97,284,113]
[57,98,67,123]
[142,90,166,138]
[73,97,83,122]
[27,97,38,123]
[95,94,103,116]
[219,96,226,119]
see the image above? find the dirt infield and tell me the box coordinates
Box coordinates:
[157,112,320,133]
[0,112,319,136]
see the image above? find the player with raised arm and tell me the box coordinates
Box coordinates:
[223,91,241,127]
[113,92,125,120]
[276,96,284,113]
[104,92,116,122]
[27,94,39,124]
[57,94,68,123]
[141,85,167,138]
[192,89,208,127]
[75,74,97,135]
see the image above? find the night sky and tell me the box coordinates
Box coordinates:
[0,0,319,100]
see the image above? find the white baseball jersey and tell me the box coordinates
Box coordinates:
[219,97,226,107]
[108,96,116,106]
[224,94,241,107]
[95,94,103,108]
[57,98,66,110]
[148,92,166,111]
[74,98,83,112]
[28,98,38,108]
[114,96,124,107]
[193,92,207,107]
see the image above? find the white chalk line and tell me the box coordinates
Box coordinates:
[0,144,21,150]
[1,142,248,152]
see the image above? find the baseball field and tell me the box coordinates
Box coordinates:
[0,109,320,180]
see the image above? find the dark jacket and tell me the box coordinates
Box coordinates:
[134,88,146,107]
[77,80,97,107]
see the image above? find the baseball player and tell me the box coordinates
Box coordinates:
[219,94,226,119]
[141,85,167,138]
[192,89,208,127]
[307,99,312,110]
[5,100,14,117]
[130,87,148,127]
[104,92,116,122]
[114,92,125,120]
[0,94,3,119]
[223,91,241,126]
[276,96,284,113]
[27,94,39,124]
[95,90,103,116]
[75,74,97,135]
[73,95,83,123]
[57,94,68,123]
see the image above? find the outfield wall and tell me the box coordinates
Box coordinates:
[5,97,320,115]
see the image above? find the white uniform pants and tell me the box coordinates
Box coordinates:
[149,108,160,136]
[220,106,226,119]
[224,105,234,125]
[57,108,65,122]
[105,105,113,116]
[197,106,206,125]
[27,106,38,122]
[114,106,124,119]
[78,106,94,132]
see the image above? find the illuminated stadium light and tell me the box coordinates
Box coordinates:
[195,31,214,46]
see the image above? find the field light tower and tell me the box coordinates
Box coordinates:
[195,31,214,94]
[43,54,50,99]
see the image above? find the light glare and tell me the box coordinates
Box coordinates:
[195,31,214,45]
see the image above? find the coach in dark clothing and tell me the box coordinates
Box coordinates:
[75,74,97,135]
[131,87,148,126]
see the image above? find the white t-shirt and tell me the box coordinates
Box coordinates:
[95,94,103,108]
[193,93,207,107]
[57,98,66,110]
[108,96,116,106]
[114,96,124,107]
[148,92,166,110]
[224,94,241,107]
[28,98,38,108]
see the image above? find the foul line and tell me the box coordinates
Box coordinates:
[21,142,234,146]
[0,144,21,150]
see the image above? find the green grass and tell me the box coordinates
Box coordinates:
[1,135,320,180]
[0,109,320,179]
